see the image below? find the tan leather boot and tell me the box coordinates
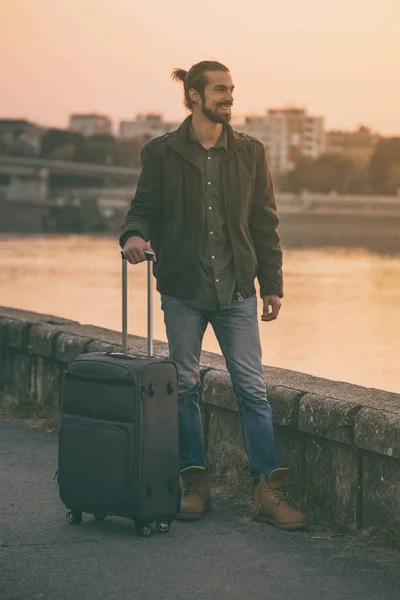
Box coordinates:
[252,469,307,530]
[177,466,211,521]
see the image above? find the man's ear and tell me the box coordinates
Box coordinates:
[189,88,200,105]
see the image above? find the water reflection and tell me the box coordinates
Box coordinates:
[0,235,399,393]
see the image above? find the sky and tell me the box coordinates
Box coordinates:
[1,0,399,135]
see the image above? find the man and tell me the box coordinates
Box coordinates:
[120,60,307,530]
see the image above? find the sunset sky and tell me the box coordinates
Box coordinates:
[1,0,399,135]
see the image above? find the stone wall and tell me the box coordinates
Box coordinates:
[1,306,399,537]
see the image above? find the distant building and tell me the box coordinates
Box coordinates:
[326,126,379,168]
[243,113,289,175]
[119,114,180,141]
[240,107,326,174]
[0,119,41,156]
[69,113,112,137]
[301,115,326,160]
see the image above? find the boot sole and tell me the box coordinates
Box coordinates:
[252,514,308,530]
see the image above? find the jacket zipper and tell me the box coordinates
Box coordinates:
[221,159,244,298]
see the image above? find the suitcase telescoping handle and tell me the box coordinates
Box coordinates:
[121,249,154,356]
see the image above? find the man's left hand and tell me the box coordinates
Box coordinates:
[261,295,281,322]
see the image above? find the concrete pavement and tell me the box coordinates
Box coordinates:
[0,419,399,600]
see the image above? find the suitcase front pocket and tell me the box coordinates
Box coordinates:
[59,416,134,513]
[62,375,136,423]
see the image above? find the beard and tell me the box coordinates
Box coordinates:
[201,99,232,124]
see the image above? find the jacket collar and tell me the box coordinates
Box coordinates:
[167,115,245,158]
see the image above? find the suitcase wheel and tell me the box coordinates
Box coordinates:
[156,520,170,533]
[135,521,152,537]
[93,514,106,521]
[66,510,82,525]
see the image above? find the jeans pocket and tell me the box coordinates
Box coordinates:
[160,294,176,312]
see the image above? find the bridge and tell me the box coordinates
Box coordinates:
[0,155,141,202]
[1,154,399,217]
[0,154,141,178]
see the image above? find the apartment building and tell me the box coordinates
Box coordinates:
[0,119,41,156]
[69,113,112,137]
[119,114,180,140]
[243,113,289,174]
[241,107,326,174]
[326,126,379,168]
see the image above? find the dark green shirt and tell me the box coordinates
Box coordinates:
[186,124,237,311]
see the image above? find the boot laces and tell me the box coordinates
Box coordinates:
[268,484,288,504]
[182,480,201,496]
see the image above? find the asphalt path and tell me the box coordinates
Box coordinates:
[0,419,399,600]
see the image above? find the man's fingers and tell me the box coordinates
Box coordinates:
[262,311,275,322]
[263,312,276,322]
[122,239,156,265]
[125,249,146,264]
[271,303,281,319]
[261,298,281,322]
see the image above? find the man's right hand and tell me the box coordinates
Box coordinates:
[122,236,156,264]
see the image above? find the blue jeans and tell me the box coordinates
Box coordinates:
[161,294,279,481]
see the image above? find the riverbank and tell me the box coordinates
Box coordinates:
[1,197,400,255]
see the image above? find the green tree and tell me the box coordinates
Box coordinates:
[312,154,355,193]
[369,138,400,194]
[73,134,117,164]
[282,153,358,194]
[388,163,400,193]
[41,128,84,158]
[42,130,147,167]
[50,143,77,161]
[0,136,36,157]
[283,156,312,193]
[113,137,147,168]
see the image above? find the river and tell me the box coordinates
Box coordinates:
[0,234,399,393]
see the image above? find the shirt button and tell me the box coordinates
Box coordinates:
[209,231,214,235]
[208,157,211,160]
[208,206,212,210]
[207,181,211,185]
[216,279,219,283]
[211,255,215,259]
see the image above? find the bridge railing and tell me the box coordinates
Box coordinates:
[0,155,141,178]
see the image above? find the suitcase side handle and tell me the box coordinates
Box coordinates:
[121,251,154,357]
[105,352,146,360]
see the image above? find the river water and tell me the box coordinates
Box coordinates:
[0,234,399,393]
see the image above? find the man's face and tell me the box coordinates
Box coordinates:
[200,71,235,124]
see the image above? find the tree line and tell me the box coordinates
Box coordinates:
[279,138,400,195]
[40,129,146,168]
[40,129,400,194]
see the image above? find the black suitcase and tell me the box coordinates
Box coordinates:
[57,251,180,536]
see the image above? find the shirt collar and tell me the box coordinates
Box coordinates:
[189,120,228,150]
